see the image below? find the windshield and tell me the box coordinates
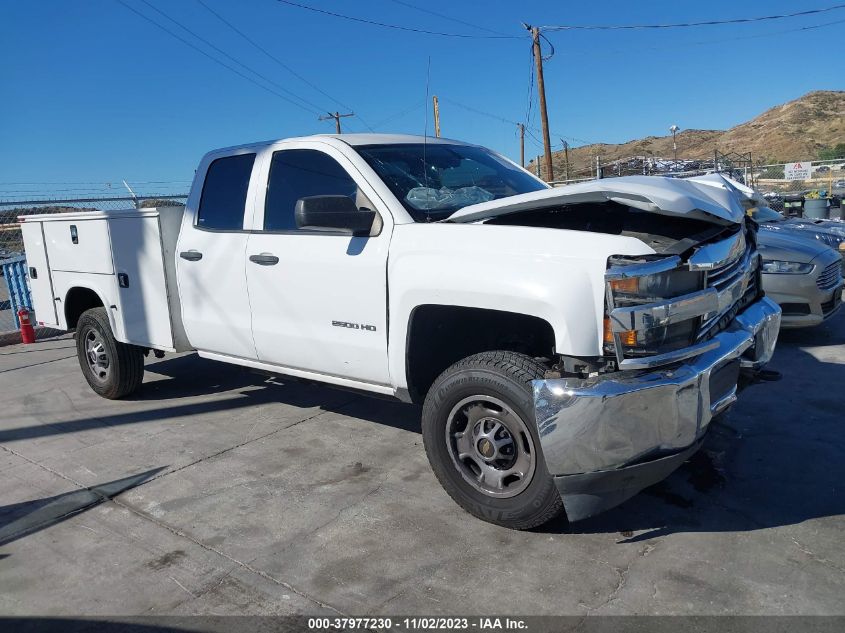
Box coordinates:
[355,143,548,221]
[749,206,785,223]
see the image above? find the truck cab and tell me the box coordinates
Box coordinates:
[175,136,398,391]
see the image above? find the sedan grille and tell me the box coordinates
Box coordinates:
[817,261,842,291]
[821,296,840,316]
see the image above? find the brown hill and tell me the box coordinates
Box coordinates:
[538,90,845,178]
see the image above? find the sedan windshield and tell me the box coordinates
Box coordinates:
[355,143,548,222]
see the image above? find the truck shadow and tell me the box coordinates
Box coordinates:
[0,353,418,443]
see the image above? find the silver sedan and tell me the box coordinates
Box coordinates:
[757,230,843,328]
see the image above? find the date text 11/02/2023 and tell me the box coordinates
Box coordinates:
[307,617,529,630]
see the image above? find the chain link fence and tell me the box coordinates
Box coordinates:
[0,194,187,342]
[547,155,845,216]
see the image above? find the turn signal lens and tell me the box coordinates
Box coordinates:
[619,330,637,346]
[603,318,613,344]
[610,277,640,294]
[603,318,637,347]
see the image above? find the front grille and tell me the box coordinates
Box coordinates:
[705,251,747,292]
[697,246,758,341]
[817,261,842,291]
[605,230,760,367]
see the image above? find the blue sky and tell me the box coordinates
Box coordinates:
[1,0,843,196]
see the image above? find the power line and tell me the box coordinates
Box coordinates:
[524,45,534,128]
[524,127,545,150]
[276,0,524,39]
[371,99,427,130]
[563,16,845,59]
[114,0,323,116]
[441,97,521,127]
[386,0,515,37]
[440,97,594,146]
[193,0,374,131]
[135,0,326,114]
[540,3,845,31]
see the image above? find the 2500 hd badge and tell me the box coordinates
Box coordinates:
[332,320,377,332]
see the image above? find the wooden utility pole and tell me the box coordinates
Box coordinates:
[529,25,554,181]
[319,111,354,134]
[518,123,525,167]
[432,96,441,138]
[562,139,570,181]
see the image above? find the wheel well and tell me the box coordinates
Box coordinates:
[64,287,104,330]
[405,305,555,402]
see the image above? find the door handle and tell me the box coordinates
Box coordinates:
[179,250,203,261]
[249,253,280,266]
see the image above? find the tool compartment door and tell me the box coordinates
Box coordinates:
[42,219,114,274]
[20,221,58,326]
[109,216,174,350]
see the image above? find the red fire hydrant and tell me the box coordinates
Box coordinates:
[18,307,36,344]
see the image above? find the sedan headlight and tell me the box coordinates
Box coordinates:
[760,260,814,274]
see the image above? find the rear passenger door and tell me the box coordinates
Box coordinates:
[176,150,259,359]
[244,142,392,385]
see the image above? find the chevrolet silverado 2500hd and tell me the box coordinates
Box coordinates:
[20,134,781,529]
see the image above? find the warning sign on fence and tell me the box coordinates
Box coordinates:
[784,162,812,180]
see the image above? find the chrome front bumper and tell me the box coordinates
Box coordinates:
[533,296,781,521]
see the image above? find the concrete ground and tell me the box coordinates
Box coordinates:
[0,311,843,617]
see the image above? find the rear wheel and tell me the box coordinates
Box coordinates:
[75,307,144,399]
[421,351,564,529]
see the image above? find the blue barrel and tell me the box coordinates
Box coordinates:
[1,256,32,329]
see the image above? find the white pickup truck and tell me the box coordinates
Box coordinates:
[20,134,781,529]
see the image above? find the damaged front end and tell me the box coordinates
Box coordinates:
[535,222,781,522]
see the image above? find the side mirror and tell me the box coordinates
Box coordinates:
[295,195,376,236]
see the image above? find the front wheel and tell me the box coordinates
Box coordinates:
[75,307,144,399]
[421,351,564,529]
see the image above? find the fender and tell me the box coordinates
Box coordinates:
[55,278,123,341]
[386,222,654,390]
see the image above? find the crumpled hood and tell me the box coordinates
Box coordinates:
[687,172,768,209]
[445,175,746,225]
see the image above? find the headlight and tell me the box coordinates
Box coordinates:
[604,263,705,357]
[760,260,814,274]
[609,269,703,305]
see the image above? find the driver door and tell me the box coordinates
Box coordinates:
[244,142,393,386]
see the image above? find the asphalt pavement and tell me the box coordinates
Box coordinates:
[1,311,844,616]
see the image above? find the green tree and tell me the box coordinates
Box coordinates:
[818,143,845,160]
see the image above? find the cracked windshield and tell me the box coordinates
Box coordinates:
[356,143,547,221]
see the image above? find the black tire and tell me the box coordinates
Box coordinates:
[75,307,144,399]
[421,351,564,529]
